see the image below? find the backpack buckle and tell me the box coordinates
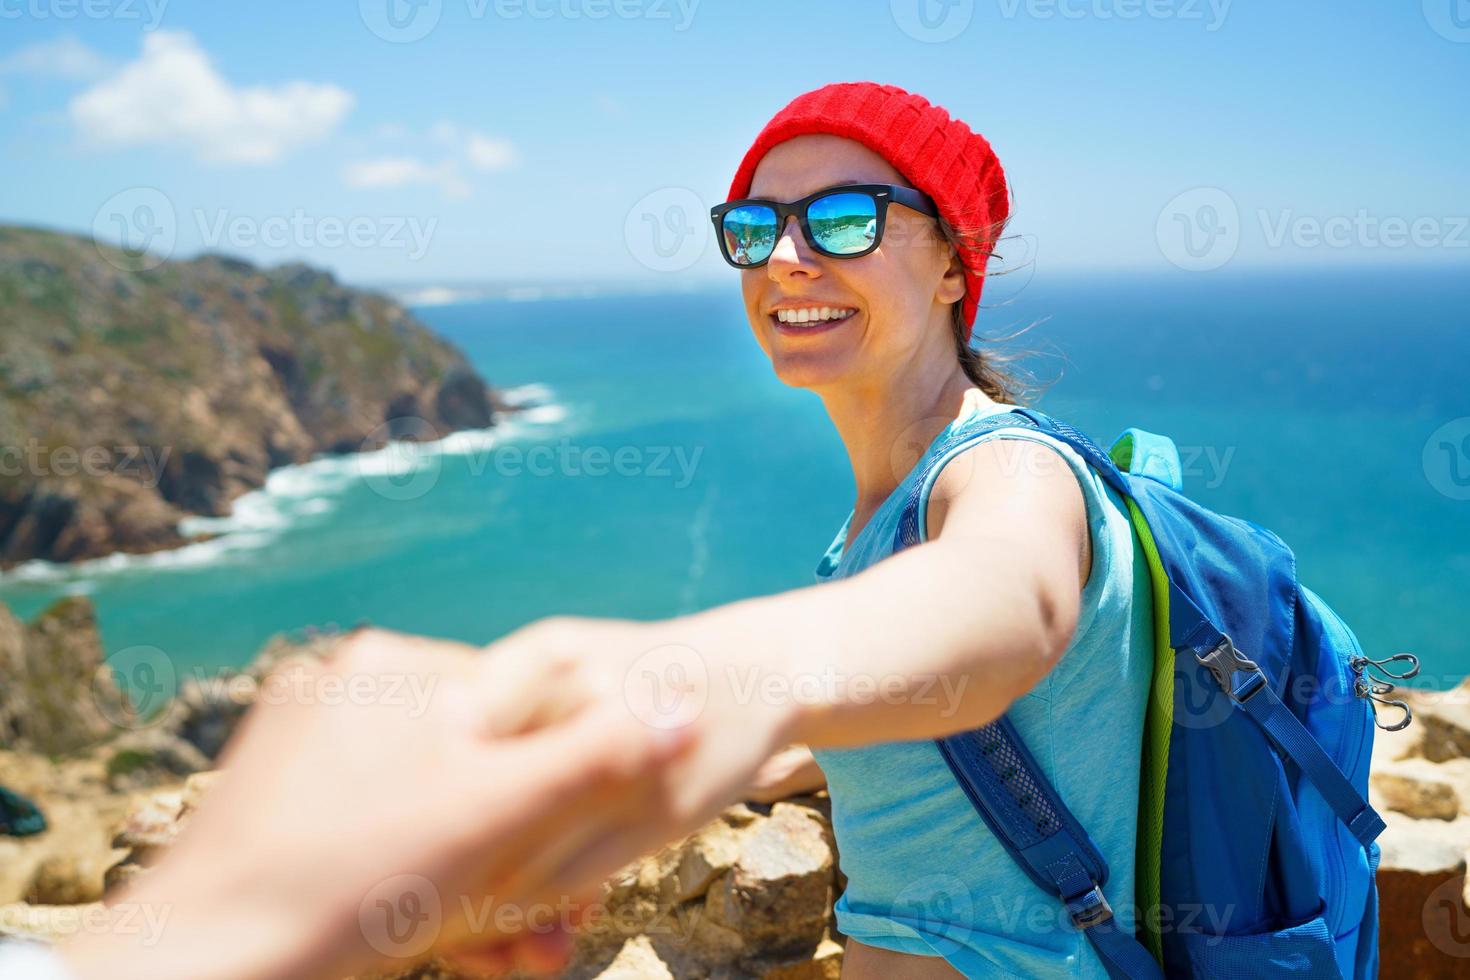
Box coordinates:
[1065,884,1114,930]
[1197,635,1266,702]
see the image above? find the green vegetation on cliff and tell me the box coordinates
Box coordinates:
[0,225,496,566]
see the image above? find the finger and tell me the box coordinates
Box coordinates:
[461,705,692,901]
[470,640,570,738]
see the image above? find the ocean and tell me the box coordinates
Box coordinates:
[1,265,1466,696]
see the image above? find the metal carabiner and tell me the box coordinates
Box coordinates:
[1348,652,1421,682]
[1353,674,1414,732]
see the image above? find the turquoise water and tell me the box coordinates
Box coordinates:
[1,266,1466,691]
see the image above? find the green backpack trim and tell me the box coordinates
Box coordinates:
[1109,432,1177,966]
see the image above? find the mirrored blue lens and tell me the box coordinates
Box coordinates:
[721,205,778,266]
[807,192,878,255]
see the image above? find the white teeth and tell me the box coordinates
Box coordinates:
[775,307,855,324]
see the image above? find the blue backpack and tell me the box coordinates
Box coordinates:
[895,408,1419,979]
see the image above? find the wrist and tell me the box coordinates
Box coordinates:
[669,605,831,750]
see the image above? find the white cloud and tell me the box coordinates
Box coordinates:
[69,31,352,165]
[0,36,110,81]
[344,156,470,200]
[467,134,516,171]
[348,124,516,198]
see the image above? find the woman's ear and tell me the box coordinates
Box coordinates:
[936,245,968,306]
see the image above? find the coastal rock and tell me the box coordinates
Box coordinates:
[0,596,133,756]
[0,226,501,567]
[1376,819,1470,975]
[103,731,211,793]
[1370,688,1470,976]
[703,803,834,954]
[1372,757,1463,820]
[1413,686,1470,764]
[593,935,675,979]
[98,777,845,980]
[164,630,347,760]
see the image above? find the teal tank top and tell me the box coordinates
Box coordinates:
[810,401,1154,979]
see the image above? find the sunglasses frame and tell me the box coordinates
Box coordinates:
[709,182,939,269]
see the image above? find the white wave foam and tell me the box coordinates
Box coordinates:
[0,391,570,588]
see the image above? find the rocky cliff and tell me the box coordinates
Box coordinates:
[0,225,497,567]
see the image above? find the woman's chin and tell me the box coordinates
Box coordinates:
[769,350,859,390]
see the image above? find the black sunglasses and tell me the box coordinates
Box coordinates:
[709,183,938,269]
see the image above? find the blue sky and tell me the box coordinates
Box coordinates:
[0,0,1465,289]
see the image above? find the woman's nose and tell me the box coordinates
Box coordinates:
[766,215,820,278]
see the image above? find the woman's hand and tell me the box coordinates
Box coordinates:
[60,628,694,980]
[473,615,806,863]
[747,744,828,804]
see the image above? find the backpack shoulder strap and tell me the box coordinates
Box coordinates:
[937,721,1163,979]
[895,410,1163,977]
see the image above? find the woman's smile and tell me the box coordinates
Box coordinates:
[769,303,859,336]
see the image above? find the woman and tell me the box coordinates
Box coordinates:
[481,82,1155,978]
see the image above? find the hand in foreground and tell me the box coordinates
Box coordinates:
[472,615,806,858]
[59,628,692,980]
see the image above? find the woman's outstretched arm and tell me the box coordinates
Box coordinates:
[684,436,1090,748]
[474,436,1088,821]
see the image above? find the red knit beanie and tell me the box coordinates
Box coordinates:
[725,82,1009,337]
